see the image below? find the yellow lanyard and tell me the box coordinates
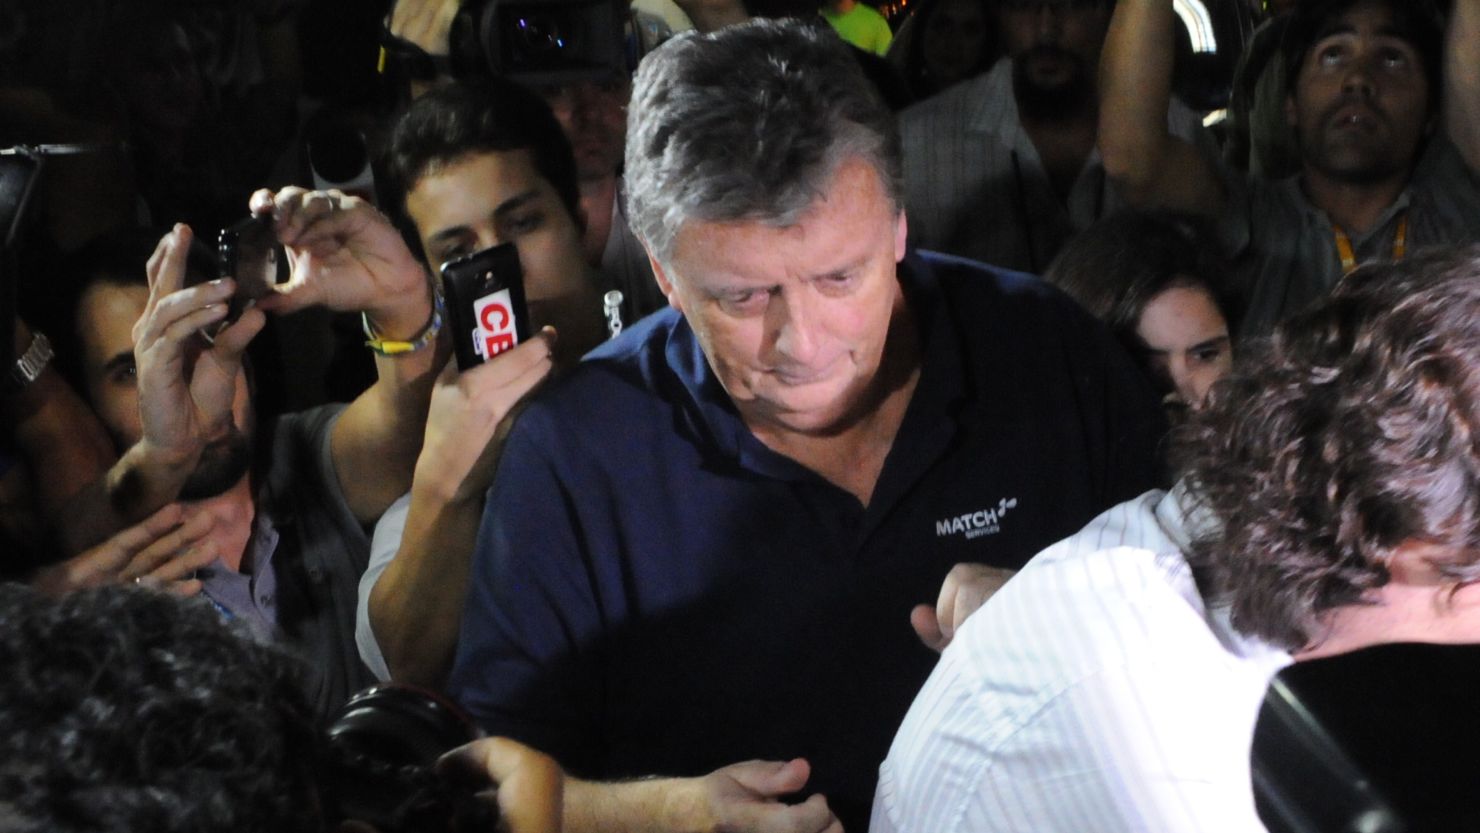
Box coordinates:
[1333,213,1408,275]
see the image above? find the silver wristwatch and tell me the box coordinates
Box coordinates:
[9,331,53,392]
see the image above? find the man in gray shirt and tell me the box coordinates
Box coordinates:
[1101,0,1480,336]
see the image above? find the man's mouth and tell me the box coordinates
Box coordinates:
[1327,103,1383,133]
[769,356,843,386]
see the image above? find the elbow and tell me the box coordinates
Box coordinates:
[1099,136,1158,206]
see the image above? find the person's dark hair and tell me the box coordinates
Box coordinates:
[1280,0,1443,112]
[625,18,902,264]
[1178,246,1480,651]
[49,226,215,392]
[899,0,999,99]
[0,584,321,833]
[380,77,582,257]
[1044,210,1237,356]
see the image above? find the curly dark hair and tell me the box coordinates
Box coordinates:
[0,584,322,833]
[1178,246,1480,651]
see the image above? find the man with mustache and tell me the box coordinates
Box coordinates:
[898,0,1211,272]
[1100,0,1480,336]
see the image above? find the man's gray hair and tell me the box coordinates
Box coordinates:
[624,18,903,265]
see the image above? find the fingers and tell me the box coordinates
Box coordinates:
[909,603,949,652]
[458,329,558,404]
[728,758,812,798]
[265,187,372,255]
[119,508,217,582]
[209,305,268,361]
[145,224,193,297]
[778,793,843,833]
[927,564,1015,651]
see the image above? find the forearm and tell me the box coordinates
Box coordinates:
[1446,0,1480,172]
[332,286,449,523]
[7,372,115,539]
[564,775,713,833]
[1098,0,1216,210]
[673,0,748,32]
[368,483,482,688]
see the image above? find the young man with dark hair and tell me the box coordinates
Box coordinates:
[898,0,1212,272]
[357,78,618,687]
[1100,0,1480,336]
[874,246,1480,832]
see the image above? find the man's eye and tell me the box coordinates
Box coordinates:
[1318,45,1346,66]
[816,273,858,296]
[110,364,138,385]
[1380,48,1410,69]
[719,290,770,315]
[505,212,544,235]
[437,245,471,264]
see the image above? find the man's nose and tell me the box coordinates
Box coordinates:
[1035,2,1064,40]
[768,289,822,365]
[1341,54,1379,98]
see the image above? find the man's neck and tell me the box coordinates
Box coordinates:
[579,174,618,267]
[1295,581,1480,662]
[181,476,256,573]
[1300,168,1410,237]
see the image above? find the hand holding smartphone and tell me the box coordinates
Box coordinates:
[211,214,283,330]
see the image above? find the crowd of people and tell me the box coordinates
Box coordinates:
[2,0,1479,830]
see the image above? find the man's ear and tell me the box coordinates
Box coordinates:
[644,243,683,312]
[1386,542,1451,588]
[894,210,909,263]
[1285,92,1299,129]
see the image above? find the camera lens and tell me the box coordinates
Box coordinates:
[512,11,577,58]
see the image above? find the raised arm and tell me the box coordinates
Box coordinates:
[368,335,555,687]
[1446,0,1480,173]
[2,320,117,554]
[1098,0,1224,214]
[253,187,448,524]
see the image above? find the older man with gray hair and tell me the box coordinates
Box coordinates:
[447,18,1164,833]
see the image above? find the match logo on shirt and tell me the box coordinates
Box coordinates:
[935,497,1019,540]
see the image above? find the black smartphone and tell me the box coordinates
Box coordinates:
[440,243,531,371]
[216,214,282,324]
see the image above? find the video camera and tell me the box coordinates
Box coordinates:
[321,684,498,833]
[450,0,628,86]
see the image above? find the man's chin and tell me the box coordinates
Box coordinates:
[177,437,252,501]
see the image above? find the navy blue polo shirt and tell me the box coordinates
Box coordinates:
[447,251,1164,831]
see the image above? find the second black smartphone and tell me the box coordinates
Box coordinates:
[217,214,282,323]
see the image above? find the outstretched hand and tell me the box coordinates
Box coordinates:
[31,503,218,597]
[698,759,844,833]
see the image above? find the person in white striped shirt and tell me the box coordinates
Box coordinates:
[873,245,1480,833]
